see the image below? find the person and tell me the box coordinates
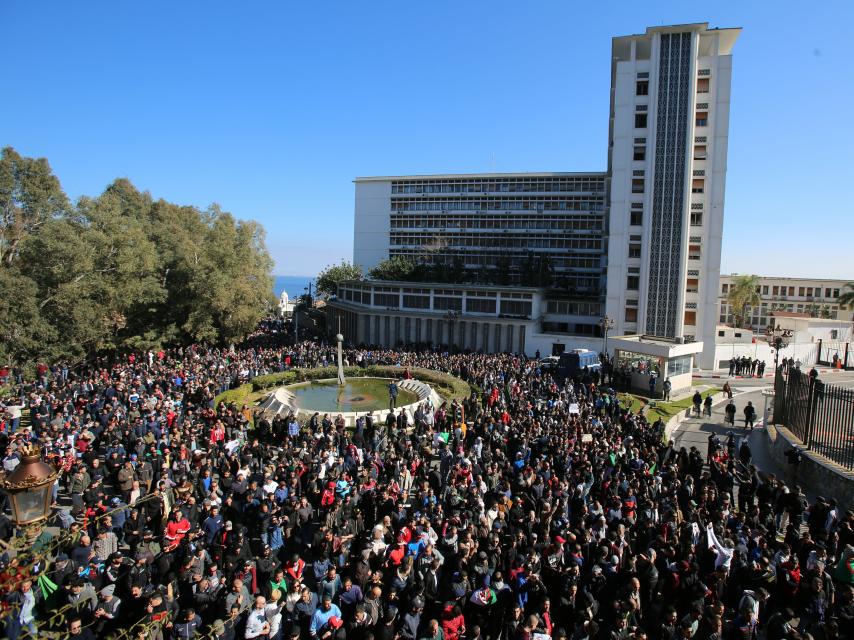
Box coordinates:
[722,381,733,399]
[388,381,399,411]
[692,391,703,417]
[649,375,657,398]
[662,378,672,402]
[703,394,713,417]
[743,401,756,430]
[725,400,737,426]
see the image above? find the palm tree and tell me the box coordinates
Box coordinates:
[726,274,761,328]
[838,282,854,309]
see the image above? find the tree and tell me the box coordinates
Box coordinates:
[0,147,70,267]
[315,260,362,298]
[368,256,417,281]
[726,274,761,328]
[0,148,276,365]
[839,282,854,309]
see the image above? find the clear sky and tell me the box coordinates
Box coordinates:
[2,0,852,279]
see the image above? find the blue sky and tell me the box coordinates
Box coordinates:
[2,0,852,279]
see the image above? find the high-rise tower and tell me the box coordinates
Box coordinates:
[605,24,739,368]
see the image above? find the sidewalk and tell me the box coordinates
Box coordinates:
[670,385,815,500]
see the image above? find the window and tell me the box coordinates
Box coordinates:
[630,210,643,226]
[718,330,725,337]
[433,296,462,311]
[789,287,795,296]
[695,112,708,127]
[374,293,399,308]
[633,146,646,161]
[684,311,696,325]
[632,179,645,193]
[694,145,707,160]
[692,179,704,193]
[636,80,649,96]
[762,286,769,295]
[697,78,710,93]
[833,288,840,298]
[627,275,639,290]
[635,113,647,128]
[669,355,692,376]
[625,308,638,322]
[686,278,699,293]
[628,243,641,259]
[500,300,532,317]
[722,283,729,294]
[466,298,496,314]
[825,288,832,298]
[798,287,805,296]
[831,329,839,340]
[402,295,430,309]
[690,211,703,226]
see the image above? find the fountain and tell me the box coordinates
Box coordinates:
[257,331,442,426]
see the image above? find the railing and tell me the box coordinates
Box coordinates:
[774,367,854,470]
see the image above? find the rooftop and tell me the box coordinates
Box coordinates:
[354,171,607,183]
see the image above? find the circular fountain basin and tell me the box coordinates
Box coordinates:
[258,377,442,427]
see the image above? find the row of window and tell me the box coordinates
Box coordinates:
[545,300,602,316]
[390,198,605,212]
[390,177,605,194]
[721,283,843,299]
[390,235,602,250]
[388,249,602,271]
[390,215,603,230]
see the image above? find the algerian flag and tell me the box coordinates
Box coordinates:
[439,432,450,443]
[648,463,657,474]
[609,453,617,466]
[38,574,58,599]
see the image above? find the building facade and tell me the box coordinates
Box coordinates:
[350,23,740,368]
[605,24,740,370]
[719,275,853,328]
[328,280,542,354]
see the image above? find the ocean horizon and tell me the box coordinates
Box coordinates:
[273,275,315,299]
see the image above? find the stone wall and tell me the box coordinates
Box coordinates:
[765,424,854,511]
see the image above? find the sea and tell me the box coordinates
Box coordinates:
[273,275,315,300]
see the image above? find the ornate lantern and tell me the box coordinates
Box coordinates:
[1,444,59,528]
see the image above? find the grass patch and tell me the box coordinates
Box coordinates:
[620,387,721,424]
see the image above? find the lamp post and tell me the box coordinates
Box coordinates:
[445,310,459,351]
[0,444,59,541]
[599,315,615,361]
[764,324,793,374]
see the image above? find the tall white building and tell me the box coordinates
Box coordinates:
[605,24,740,369]
[348,23,740,366]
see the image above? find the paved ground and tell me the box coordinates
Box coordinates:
[672,370,854,501]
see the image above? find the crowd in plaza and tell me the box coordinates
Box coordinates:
[1,324,853,640]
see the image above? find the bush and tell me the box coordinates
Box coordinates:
[215,383,254,407]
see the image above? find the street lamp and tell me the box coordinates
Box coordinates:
[599,315,615,360]
[0,444,59,539]
[445,310,459,351]
[764,324,793,374]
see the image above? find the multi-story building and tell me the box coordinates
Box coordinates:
[354,172,608,337]
[718,275,853,328]
[346,23,740,368]
[605,24,740,369]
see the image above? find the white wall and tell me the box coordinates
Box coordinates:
[353,180,392,273]
[525,333,601,358]
[711,341,820,371]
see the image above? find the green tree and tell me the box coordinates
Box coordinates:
[315,260,362,298]
[839,282,854,309]
[0,147,70,267]
[726,274,761,328]
[368,256,417,281]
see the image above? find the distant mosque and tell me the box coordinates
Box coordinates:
[278,290,295,318]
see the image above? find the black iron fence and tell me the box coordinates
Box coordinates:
[773,367,854,469]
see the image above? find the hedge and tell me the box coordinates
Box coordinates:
[234,365,473,404]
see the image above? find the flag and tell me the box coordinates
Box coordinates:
[648,462,657,474]
[38,574,58,599]
[609,453,616,466]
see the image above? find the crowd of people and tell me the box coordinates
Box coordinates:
[0,325,853,640]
